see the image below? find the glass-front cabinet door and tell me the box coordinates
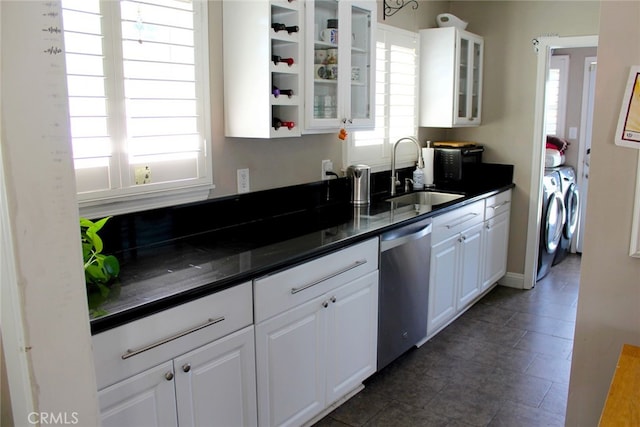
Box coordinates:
[454,31,483,126]
[305,0,375,132]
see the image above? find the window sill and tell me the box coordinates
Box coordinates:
[79,184,215,219]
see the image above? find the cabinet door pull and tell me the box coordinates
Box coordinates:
[165,372,174,381]
[121,316,225,360]
[445,212,479,229]
[490,200,510,210]
[290,259,367,294]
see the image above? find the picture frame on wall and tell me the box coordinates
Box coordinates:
[615,65,640,149]
[630,150,640,257]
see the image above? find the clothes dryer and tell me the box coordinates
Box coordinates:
[537,170,565,281]
[552,166,580,265]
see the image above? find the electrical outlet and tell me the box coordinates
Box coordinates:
[237,168,250,193]
[321,159,333,180]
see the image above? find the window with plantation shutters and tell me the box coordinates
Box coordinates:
[61,0,212,217]
[346,24,419,171]
[544,55,569,138]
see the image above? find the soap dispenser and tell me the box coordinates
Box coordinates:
[412,163,424,190]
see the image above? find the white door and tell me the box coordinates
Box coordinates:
[457,222,484,308]
[98,361,178,427]
[576,57,597,253]
[255,296,326,427]
[174,326,258,427]
[482,211,511,290]
[428,235,458,335]
[325,271,378,404]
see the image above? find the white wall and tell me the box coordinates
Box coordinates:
[207,0,451,197]
[447,1,600,276]
[566,2,640,424]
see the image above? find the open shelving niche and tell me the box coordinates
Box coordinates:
[222,0,303,138]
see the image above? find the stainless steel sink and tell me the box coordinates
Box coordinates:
[386,191,464,206]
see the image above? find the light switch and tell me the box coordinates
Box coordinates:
[569,127,578,139]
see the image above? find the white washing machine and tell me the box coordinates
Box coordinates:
[537,170,565,281]
[552,166,580,265]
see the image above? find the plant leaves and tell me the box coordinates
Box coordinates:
[91,216,111,233]
[103,255,120,277]
[85,264,107,283]
[86,229,103,253]
[80,216,118,315]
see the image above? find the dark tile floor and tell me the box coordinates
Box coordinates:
[315,254,581,427]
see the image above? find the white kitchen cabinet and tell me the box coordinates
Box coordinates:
[419,27,483,128]
[427,200,484,337]
[304,0,376,132]
[174,326,257,427]
[325,271,378,404]
[456,221,484,308]
[255,293,325,427]
[481,190,512,291]
[223,0,304,138]
[254,238,378,427]
[93,283,257,427]
[255,271,378,427]
[99,361,178,427]
[428,234,458,334]
[99,326,257,427]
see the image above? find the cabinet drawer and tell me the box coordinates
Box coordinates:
[485,189,512,220]
[254,238,379,323]
[93,282,253,390]
[432,200,484,243]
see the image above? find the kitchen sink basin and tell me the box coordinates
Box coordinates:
[386,191,465,206]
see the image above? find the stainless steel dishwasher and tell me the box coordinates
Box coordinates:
[377,217,432,371]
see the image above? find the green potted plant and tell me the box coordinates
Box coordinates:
[80,216,120,317]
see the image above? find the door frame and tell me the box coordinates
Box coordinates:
[575,56,597,253]
[523,35,598,290]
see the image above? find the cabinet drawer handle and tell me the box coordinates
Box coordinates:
[445,212,479,229]
[490,200,510,210]
[121,316,225,360]
[290,259,367,295]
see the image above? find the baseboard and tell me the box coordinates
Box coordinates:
[498,272,525,289]
[302,384,364,427]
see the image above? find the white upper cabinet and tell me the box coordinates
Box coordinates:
[419,27,483,128]
[304,0,376,132]
[223,0,304,138]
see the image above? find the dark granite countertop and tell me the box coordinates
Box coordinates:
[90,164,514,334]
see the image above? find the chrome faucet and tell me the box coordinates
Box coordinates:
[390,137,424,196]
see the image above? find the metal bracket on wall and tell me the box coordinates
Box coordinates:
[532,33,560,53]
[532,38,540,53]
[383,0,418,20]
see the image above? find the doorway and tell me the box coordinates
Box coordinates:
[523,35,598,290]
